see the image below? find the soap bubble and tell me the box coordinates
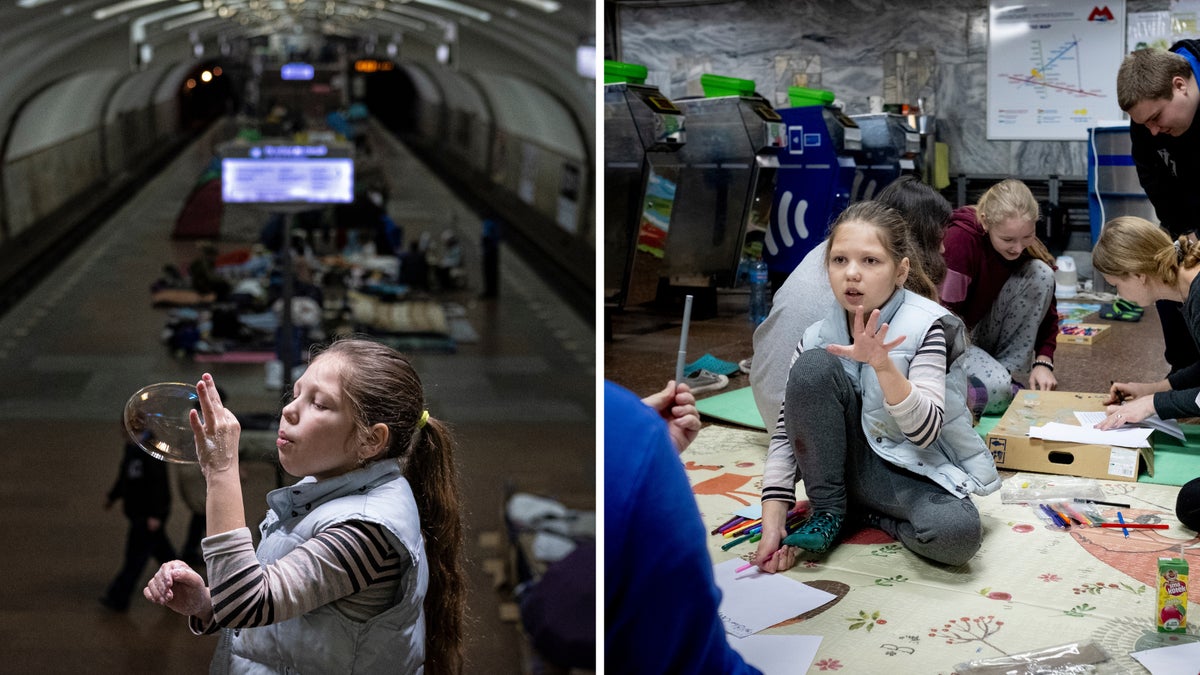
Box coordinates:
[124,382,202,463]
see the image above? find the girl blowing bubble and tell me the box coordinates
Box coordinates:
[755,202,1001,572]
[144,338,466,674]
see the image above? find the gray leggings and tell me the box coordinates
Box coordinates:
[785,349,983,566]
[962,258,1055,415]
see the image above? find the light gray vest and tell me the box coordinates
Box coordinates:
[216,460,428,675]
[802,289,1002,497]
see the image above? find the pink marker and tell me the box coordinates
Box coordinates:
[735,549,779,574]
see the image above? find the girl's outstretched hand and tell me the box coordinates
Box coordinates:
[143,560,212,621]
[826,306,905,369]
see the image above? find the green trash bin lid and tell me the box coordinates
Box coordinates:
[700,73,756,97]
[788,86,835,107]
[604,60,647,85]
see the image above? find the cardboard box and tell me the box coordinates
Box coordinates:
[985,390,1154,482]
[1057,323,1110,345]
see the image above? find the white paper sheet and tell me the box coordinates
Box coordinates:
[1029,421,1153,448]
[731,634,823,674]
[1074,410,1186,442]
[713,558,838,639]
[1130,640,1200,675]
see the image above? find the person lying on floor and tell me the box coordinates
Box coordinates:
[1090,216,1200,531]
[754,201,1002,571]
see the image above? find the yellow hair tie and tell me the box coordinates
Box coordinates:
[417,410,429,429]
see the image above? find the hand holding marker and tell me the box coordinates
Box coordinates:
[674,295,693,386]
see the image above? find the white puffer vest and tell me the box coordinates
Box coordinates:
[802,289,1002,497]
[213,460,428,675]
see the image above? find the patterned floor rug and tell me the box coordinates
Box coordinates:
[685,424,1200,674]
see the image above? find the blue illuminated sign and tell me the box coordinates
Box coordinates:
[281,62,314,81]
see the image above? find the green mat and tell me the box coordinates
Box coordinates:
[696,388,1200,486]
[1143,425,1200,486]
[695,386,766,430]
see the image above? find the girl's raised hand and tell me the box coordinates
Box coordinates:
[190,373,241,477]
[826,306,905,369]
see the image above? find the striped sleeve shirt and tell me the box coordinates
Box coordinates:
[762,321,948,505]
[189,521,408,635]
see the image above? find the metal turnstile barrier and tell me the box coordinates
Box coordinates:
[849,113,922,201]
[603,61,685,308]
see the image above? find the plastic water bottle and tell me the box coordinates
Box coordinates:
[748,258,770,325]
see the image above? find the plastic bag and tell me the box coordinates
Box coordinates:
[954,640,1117,674]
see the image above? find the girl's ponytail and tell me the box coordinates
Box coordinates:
[405,415,467,675]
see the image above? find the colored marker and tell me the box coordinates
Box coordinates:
[1054,506,1073,526]
[1117,511,1129,538]
[721,531,758,551]
[712,515,743,535]
[674,294,694,385]
[1074,498,1133,509]
[1039,503,1068,528]
[735,549,779,574]
[724,518,762,538]
[1060,502,1092,526]
[1100,522,1169,530]
[716,517,747,535]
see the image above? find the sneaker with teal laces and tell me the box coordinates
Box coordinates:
[782,511,844,553]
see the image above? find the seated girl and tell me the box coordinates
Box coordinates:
[755,201,1001,571]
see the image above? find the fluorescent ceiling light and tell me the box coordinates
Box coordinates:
[163,8,218,31]
[412,0,488,22]
[511,0,559,11]
[17,0,58,8]
[131,1,201,40]
[93,0,171,20]
[576,43,594,79]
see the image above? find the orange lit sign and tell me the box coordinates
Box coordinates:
[354,59,395,73]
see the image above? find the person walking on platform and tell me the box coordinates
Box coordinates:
[101,425,177,612]
[480,217,501,299]
[1117,42,1200,374]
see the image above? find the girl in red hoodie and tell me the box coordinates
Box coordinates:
[940,179,1059,416]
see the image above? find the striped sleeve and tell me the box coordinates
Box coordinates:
[762,341,804,505]
[197,521,406,632]
[884,322,947,447]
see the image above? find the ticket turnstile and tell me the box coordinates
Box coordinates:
[603,61,685,308]
[663,75,785,291]
[849,113,922,201]
[766,96,862,275]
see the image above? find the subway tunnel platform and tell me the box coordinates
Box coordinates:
[0,121,595,673]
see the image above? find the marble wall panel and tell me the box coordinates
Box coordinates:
[614,0,1165,178]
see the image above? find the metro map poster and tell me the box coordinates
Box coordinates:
[987,1,1126,140]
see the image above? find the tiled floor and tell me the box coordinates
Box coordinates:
[0,123,594,673]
